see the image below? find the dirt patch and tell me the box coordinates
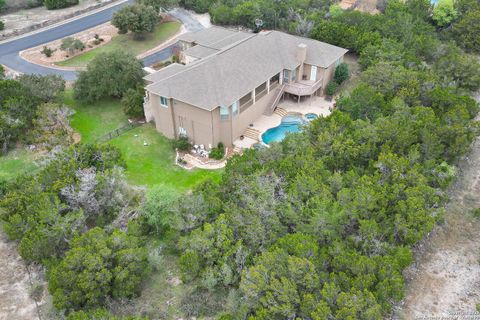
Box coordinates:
[20,22,118,70]
[339,0,380,14]
[395,94,480,319]
[0,0,123,41]
[0,230,45,320]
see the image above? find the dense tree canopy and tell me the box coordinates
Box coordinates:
[167,0,480,318]
[74,51,145,103]
[0,75,65,153]
[112,4,159,38]
[49,227,148,311]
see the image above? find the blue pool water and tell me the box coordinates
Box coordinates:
[262,115,305,144]
[305,113,318,121]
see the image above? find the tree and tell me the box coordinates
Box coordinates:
[112,4,159,39]
[136,0,179,12]
[60,37,85,56]
[453,9,480,53]
[74,51,145,102]
[122,87,145,118]
[43,0,78,9]
[17,74,65,102]
[334,62,349,84]
[141,185,179,233]
[48,227,148,311]
[0,64,4,79]
[432,0,457,27]
[67,309,146,320]
[0,79,39,153]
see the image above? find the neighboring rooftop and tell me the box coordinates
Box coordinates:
[147,29,348,111]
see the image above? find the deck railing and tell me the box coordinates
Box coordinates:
[284,78,323,96]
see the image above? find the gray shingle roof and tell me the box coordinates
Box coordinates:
[144,63,186,83]
[146,30,348,111]
[178,26,249,47]
[183,45,219,59]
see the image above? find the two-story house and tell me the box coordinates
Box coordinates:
[143,26,347,148]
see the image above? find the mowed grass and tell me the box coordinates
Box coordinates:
[0,149,39,181]
[65,90,221,190]
[56,21,181,68]
[65,90,129,144]
[109,124,222,191]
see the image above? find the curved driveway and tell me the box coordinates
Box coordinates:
[0,4,204,80]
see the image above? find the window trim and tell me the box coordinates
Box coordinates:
[160,96,168,107]
[220,105,229,121]
[231,101,239,117]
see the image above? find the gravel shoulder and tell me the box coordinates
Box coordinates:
[0,230,45,320]
[396,94,480,319]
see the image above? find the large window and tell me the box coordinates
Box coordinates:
[232,101,238,116]
[160,96,168,107]
[220,106,229,120]
[283,70,290,84]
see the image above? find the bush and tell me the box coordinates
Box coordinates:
[209,142,225,160]
[60,37,85,56]
[44,0,78,10]
[121,87,145,118]
[0,21,4,31]
[334,62,349,84]
[40,46,54,57]
[0,64,4,79]
[326,81,339,96]
[172,135,191,151]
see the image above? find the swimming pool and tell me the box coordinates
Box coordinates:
[305,113,318,121]
[261,114,306,144]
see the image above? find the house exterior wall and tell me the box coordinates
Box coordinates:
[147,94,176,139]
[171,99,216,147]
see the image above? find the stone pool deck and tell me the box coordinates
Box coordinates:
[233,96,335,150]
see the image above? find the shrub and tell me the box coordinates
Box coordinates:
[172,135,191,151]
[209,142,225,160]
[121,87,145,118]
[0,20,4,31]
[60,37,85,55]
[334,62,349,84]
[44,0,78,10]
[41,46,54,57]
[326,81,339,96]
[0,64,4,79]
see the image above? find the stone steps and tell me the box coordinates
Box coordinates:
[274,107,288,117]
[243,127,261,141]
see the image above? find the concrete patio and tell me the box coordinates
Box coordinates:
[233,95,335,150]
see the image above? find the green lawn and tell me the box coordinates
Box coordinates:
[0,149,39,181]
[65,91,221,190]
[109,124,222,191]
[65,90,129,144]
[56,21,181,68]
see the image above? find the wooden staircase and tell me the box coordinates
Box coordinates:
[263,84,285,116]
[243,127,261,141]
[274,107,288,117]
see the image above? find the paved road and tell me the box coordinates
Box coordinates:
[0,4,204,80]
